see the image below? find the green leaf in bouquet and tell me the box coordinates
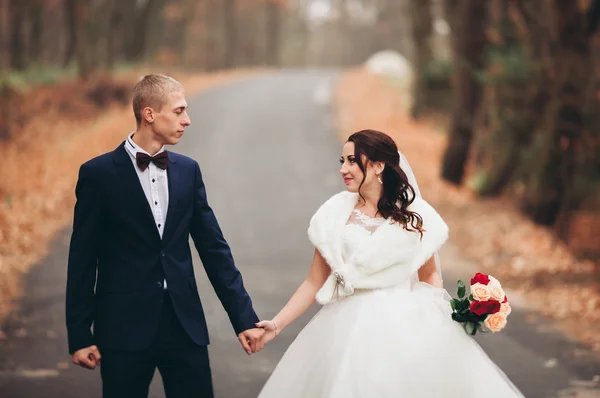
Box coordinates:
[464,322,476,336]
[450,299,457,311]
[459,298,471,311]
[453,314,467,323]
[457,280,466,299]
[476,314,488,322]
[469,294,474,301]
[476,324,489,334]
[470,314,482,323]
[454,300,462,311]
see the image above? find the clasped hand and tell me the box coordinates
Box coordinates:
[238,320,279,355]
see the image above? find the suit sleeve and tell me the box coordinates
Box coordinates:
[190,162,259,335]
[65,163,100,354]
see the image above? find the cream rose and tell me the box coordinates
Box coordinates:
[471,283,491,301]
[500,303,512,315]
[484,312,507,332]
[488,276,502,289]
[490,286,506,302]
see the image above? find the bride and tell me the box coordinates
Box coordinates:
[255,129,524,397]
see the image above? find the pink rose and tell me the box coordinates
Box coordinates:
[471,283,491,301]
[484,312,507,333]
[490,286,506,302]
[500,303,512,316]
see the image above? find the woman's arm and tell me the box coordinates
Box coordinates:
[418,255,443,288]
[256,249,330,345]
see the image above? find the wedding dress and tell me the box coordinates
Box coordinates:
[258,193,524,398]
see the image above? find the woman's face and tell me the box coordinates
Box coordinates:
[339,141,382,193]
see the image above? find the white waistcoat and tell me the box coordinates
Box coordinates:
[308,191,449,304]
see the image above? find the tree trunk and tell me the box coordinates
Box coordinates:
[474,1,524,196]
[118,0,137,61]
[9,0,26,70]
[105,1,121,69]
[132,0,157,62]
[179,0,198,68]
[74,0,92,79]
[410,0,433,118]
[144,0,166,64]
[64,0,77,66]
[156,0,187,66]
[92,0,116,70]
[475,0,552,196]
[440,0,488,185]
[265,1,280,66]
[203,0,218,70]
[444,0,460,30]
[28,4,43,65]
[223,0,236,68]
[523,1,592,233]
[0,0,8,69]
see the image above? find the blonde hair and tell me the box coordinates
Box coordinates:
[132,74,183,125]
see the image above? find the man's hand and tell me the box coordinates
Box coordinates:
[71,345,102,370]
[237,328,265,355]
[255,320,278,346]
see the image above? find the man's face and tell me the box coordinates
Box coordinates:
[152,90,191,146]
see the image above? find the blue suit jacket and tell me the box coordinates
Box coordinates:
[65,142,259,354]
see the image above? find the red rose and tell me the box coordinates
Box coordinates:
[503,295,508,303]
[470,300,501,316]
[471,272,490,286]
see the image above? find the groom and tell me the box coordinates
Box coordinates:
[65,74,264,398]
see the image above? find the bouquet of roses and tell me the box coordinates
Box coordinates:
[450,272,512,335]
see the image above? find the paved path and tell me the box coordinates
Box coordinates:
[1,70,599,398]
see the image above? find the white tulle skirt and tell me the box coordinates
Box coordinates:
[258,282,524,398]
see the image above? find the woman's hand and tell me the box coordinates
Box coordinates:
[256,320,279,346]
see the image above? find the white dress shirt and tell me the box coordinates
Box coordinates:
[124,132,169,289]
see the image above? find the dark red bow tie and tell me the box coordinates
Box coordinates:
[136,151,169,171]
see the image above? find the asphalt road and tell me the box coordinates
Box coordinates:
[0,70,599,398]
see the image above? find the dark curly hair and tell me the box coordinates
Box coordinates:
[347,129,424,237]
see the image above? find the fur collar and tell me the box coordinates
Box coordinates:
[308,191,449,304]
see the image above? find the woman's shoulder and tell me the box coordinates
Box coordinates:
[309,191,355,226]
[313,191,355,213]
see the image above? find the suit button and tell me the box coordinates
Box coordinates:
[157,281,162,288]
[160,252,165,257]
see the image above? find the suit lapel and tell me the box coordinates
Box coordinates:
[162,153,179,242]
[112,143,161,243]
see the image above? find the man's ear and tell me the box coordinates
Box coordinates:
[142,107,154,124]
